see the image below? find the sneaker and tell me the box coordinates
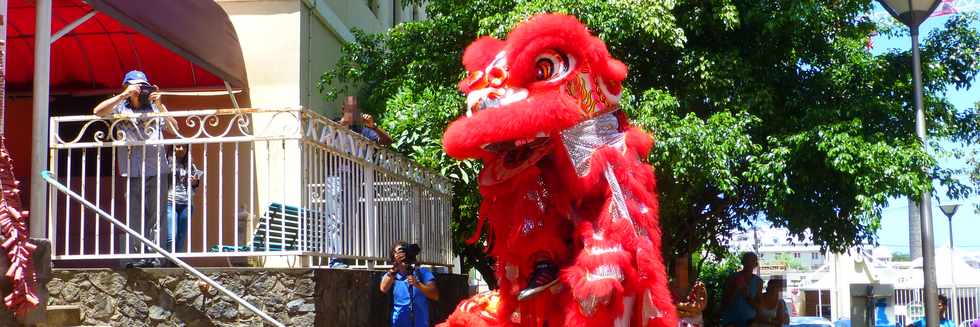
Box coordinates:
[126,258,160,268]
[517,261,560,301]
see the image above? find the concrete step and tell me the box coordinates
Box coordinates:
[40,305,82,327]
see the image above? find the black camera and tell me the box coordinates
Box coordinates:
[398,243,421,265]
[137,83,158,105]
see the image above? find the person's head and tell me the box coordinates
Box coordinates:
[938,294,949,315]
[766,277,785,294]
[740,252,759,271]
[389,241,421,265]
[340,96,362,125]
[174,144,188,159]
[390,241,408,263]
[122,70,155,107]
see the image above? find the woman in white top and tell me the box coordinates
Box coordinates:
[750,278,790,327]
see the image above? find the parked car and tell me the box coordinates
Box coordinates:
[790,316,835,327]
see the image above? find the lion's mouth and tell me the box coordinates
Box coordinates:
[482,134,550,167]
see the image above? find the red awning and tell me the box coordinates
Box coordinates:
[6,0,248,93]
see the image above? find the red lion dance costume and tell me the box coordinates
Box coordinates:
[440,14,676,327]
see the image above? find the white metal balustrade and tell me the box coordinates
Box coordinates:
[47,108,454,267]
[895,287,980,327]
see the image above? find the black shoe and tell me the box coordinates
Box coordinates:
[126,258,160,268]
[517,261,560,301]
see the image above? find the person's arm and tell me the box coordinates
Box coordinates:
[190,164,202,188]
[409,269,439,301]
[748,277,764,309]
[779,300,790,326]
[150,90,179,135]
[360,114,392,146]
[93,85,139,117]
[370,126,393,146]
[379,268,397,293]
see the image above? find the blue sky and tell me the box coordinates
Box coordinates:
[869,12,980,255]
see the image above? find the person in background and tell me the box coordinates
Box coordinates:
[720,252,764,327]
[165,144,203,254]
[93,70,178,268]
[380,241,439,327]
[750,278,789,327]
[907,294,955,327]
[327,95,392,268]
[338,96,392,146]
[672,256,707,327]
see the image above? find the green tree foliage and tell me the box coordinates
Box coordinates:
[692,252,740,325]
[319,1,980,284]
[771,253,806,271]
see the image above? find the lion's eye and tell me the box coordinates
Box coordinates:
[534,50,570,82]
[536,59,555,80]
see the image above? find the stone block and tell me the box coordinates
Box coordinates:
[42,304,82,326]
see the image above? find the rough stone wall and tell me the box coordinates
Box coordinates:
[47,268,316,327]
[41,267,468,327]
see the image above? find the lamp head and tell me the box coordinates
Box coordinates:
[878,0,942,28]
[939,204,959,218]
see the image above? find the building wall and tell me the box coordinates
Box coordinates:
[218,0,304,108]
[296,0,427,118]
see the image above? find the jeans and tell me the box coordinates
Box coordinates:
[166,202,191,253]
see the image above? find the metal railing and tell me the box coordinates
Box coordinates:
[47,107,453,266]
[42,170,284,327]
[895,287,980,326]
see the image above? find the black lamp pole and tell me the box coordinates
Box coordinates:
[877,1,943,327]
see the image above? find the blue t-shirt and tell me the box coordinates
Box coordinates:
[351,125,381,142]
[720,273,763,327]
[909,318,955,327]
[391,267,435,327]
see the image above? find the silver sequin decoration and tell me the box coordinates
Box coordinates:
[561,112,627,176]
[586,264,624,282]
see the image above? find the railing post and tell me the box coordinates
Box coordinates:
[30,0,52,239]
[363,166,375,260]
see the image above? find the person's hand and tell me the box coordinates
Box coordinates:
[361,114,375,128]
[394,252,406,265]
[406,274,419,286]
[149,85,163,105]
[123,84,141,98]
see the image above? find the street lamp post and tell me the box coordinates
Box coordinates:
[877,1,943,327]
[939,204,959,323]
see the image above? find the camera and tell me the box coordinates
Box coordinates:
[137,83,158,105]
[398,243,421,264]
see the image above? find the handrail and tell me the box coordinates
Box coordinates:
[40,171,285,327]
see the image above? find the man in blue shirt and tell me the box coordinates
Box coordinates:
[907,294,955,327]
[720,252,764,327]
[338,96,392,146]
[380,242,439,327]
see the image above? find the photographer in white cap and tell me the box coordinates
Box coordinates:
[93,70,178,268]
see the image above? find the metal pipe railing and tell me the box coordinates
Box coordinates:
[41,170,285,327]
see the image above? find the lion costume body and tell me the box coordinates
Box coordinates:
[439,14,676,327]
